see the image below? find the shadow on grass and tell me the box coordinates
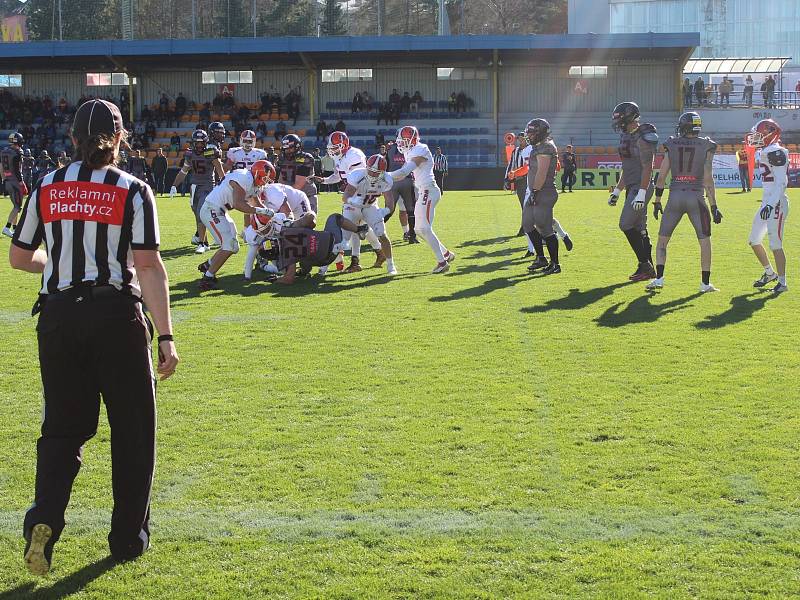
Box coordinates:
[520,282,633,314]
[0,556,117,600]
[430,272,534,302]
[694,291,777,330]
[457,235,517,249]
[158,246,197,262]
[594,292,703,328]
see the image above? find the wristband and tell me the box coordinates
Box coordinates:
[655,187,664,198]
[157,334,174,343]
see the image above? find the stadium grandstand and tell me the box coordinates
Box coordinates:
[0,33,699,189]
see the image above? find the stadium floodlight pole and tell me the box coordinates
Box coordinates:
[191,0,196,38]
[58,0,63,41]
[252,0,256,37]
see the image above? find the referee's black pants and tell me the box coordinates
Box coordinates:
[434,170,445,195]
[24,287,156,561]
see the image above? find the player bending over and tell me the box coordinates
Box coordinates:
[388,126,455,273]
[647,112,722,292]
[341,154,398,275]
[196,160,275,291]
[747,119,790,294]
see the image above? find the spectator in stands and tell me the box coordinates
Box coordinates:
[362,91,373,112]
[175,92,187,119]
[256,121,268,142]
[763,75,776,108]
[212,94,224,112]
[456,91,468,113]
[259,92,270,114]
[199,103,211,122]
[274,119,287,141]
[158,93,171,126]
[694,76,705,106]
[400,92,412,114]
[683,78,693,107]
[448,92,457,112]
[316,118,328,141]
[151,147,168,194]
[170,133,181,152]
[222,93,235,114]
[320,148,335,192]
[311,147,322,177]
[744,75,754,107]
[718,76,733,108]
[267,146,279,165]
[736,146,751,193]
[389,89,401,107]
[145,121,156,144]
[334,118,347,133]
[288,96,300,126]
[352,92,364,113]
[237,103,250,123]
[375,130,385,148]
[389,103,400,125]
[377,103,390,126]
[410,91,423,112]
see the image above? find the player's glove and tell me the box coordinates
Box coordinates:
[652,201,663,220]
[255,206,276,217]
[760,204,773,220]
[169,186,177,198]
[632,188,647,211]
[608,189,619,206]
[711,205,723,224]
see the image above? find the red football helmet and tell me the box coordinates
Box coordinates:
[240,130,256,151]
[250,212,273,235]
[365,154,388,184]
[327,131,350,158]
[251,160,276,188]
[396,126,419,154]
[746,119,782,148]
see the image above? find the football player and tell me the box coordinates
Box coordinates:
[260,213,368,285]
[747,119,790,293]
[607,101,658,281]
[260,180,317,231]
[226,130,267,170]
[208,121,228,152]
[277,134,319,213]
[386,140,418,243]
[242,202,291,281]
[21,148,34,191]
[171,129,226,254]
[341,154,398,275]
[521,119,561,275]
[313,131,386,269]
[196,160,276,290]
[388,125,455,273]
[647,112,722,292]
[1,132,28,238]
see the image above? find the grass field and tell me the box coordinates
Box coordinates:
[1,188,799,599]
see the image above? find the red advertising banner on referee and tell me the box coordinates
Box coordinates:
[39,181,128,225]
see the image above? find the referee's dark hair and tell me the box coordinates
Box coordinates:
[9,97,179,576]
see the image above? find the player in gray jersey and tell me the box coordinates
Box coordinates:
[647,112,723,292]
[21,149,34,190]
[608,102,658,281]
[523,118,562,275]
[386,143,418,243]
[171,129,225,254]
[1,132,27,237]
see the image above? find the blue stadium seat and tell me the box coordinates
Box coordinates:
[479,127,489,135]
[458,128,468,135]
[468,128,479,135]
[448,128,458,135]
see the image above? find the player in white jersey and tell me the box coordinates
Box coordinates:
[388,126,454,273]
[196,161,275,290]
[341,155,398,275]
[226,130,267,170]
[313,131,386,270]
[747,119,790,293]
[260,181,317,230]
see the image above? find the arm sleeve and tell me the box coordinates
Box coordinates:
[321,170,341,184]
[389,160,416,179]
[295,157,312,177]
[11,185,44,250]
[130,184,160,250]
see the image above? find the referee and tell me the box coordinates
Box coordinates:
[9,99,178,575]
[504,132,529,236]
[433,146,448,195]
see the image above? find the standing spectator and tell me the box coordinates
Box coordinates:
[377,103,389,126]
[375,130,385,148]
[410,91,423,112]
[259,91,270,114]
[320,148,335,193]
[288,96,300,126]
[400,92,412,114]
[199,103,211,122]
[736,146,751,192]
[744,75,754,107]
[334,118,346,133]
[389,88,401,107]
[764,75,776,108]
[274,119,287,141]
[683,78,693,107]
[448,92,457,112]
[256,121,268,142]
[351,92,364,113]
[694,77,705,107]
[456,91,468,113]
[311,147,322,179]
[362,91,373,112]
[433,146,448,195]
[151,147,168,194]
[145,121,156,145]
[128,149,146,181]
[389,103,400,126]
[560,145,577,193]
[718,76,733,108]
[169,133,180,152]
[10,98,178,575]
[315,118,328,141]
[158,93,170,126]
[174,92,187,120]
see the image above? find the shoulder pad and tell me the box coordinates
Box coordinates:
[638,123,657,134]
[203,149,217,158]
[705,138,718,152]
[767,149,787,167]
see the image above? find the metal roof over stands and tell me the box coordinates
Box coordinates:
[0,33,700,70]
[683,57,791,75]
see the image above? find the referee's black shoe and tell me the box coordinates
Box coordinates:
[198,260,211,274]
[24,523,53,576]
[527,256,548,272]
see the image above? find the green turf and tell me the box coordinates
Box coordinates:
[1,189,798,599]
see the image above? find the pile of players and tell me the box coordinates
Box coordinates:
[168,120,455,290]
[515,103,789,293]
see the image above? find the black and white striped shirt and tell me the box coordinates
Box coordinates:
[12,161,159,297]
[433,153,448,173]
[505,146,525,179]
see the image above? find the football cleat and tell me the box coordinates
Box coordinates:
[24,523,53,576]
[2,226,13,238]
[191,234,200,245]
[630,265,656,282]
[444,250,456,263]
[199,275,218,291]
[197,260,211,274]
[523,250,535,258]
[772,282,788,294]
[431,261,450,274]
[318,265,329,275]
[541,262,561,275]
[344,258,362,273]
[645,278,664,290]
[699,282,719,293]
[408,233,420,244]
[563,235,574,251]
[386,261,398,275]
[373,250,387,268]
[402,231,410,242]
[194,244,208,254]
[527,256,548,271]
[753,272,778,288]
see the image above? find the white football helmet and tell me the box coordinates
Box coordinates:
[240,130,256,152]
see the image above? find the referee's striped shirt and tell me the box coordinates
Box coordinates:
[12,160,160,297]
[505,146,525,179]
[433,153,448,172]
